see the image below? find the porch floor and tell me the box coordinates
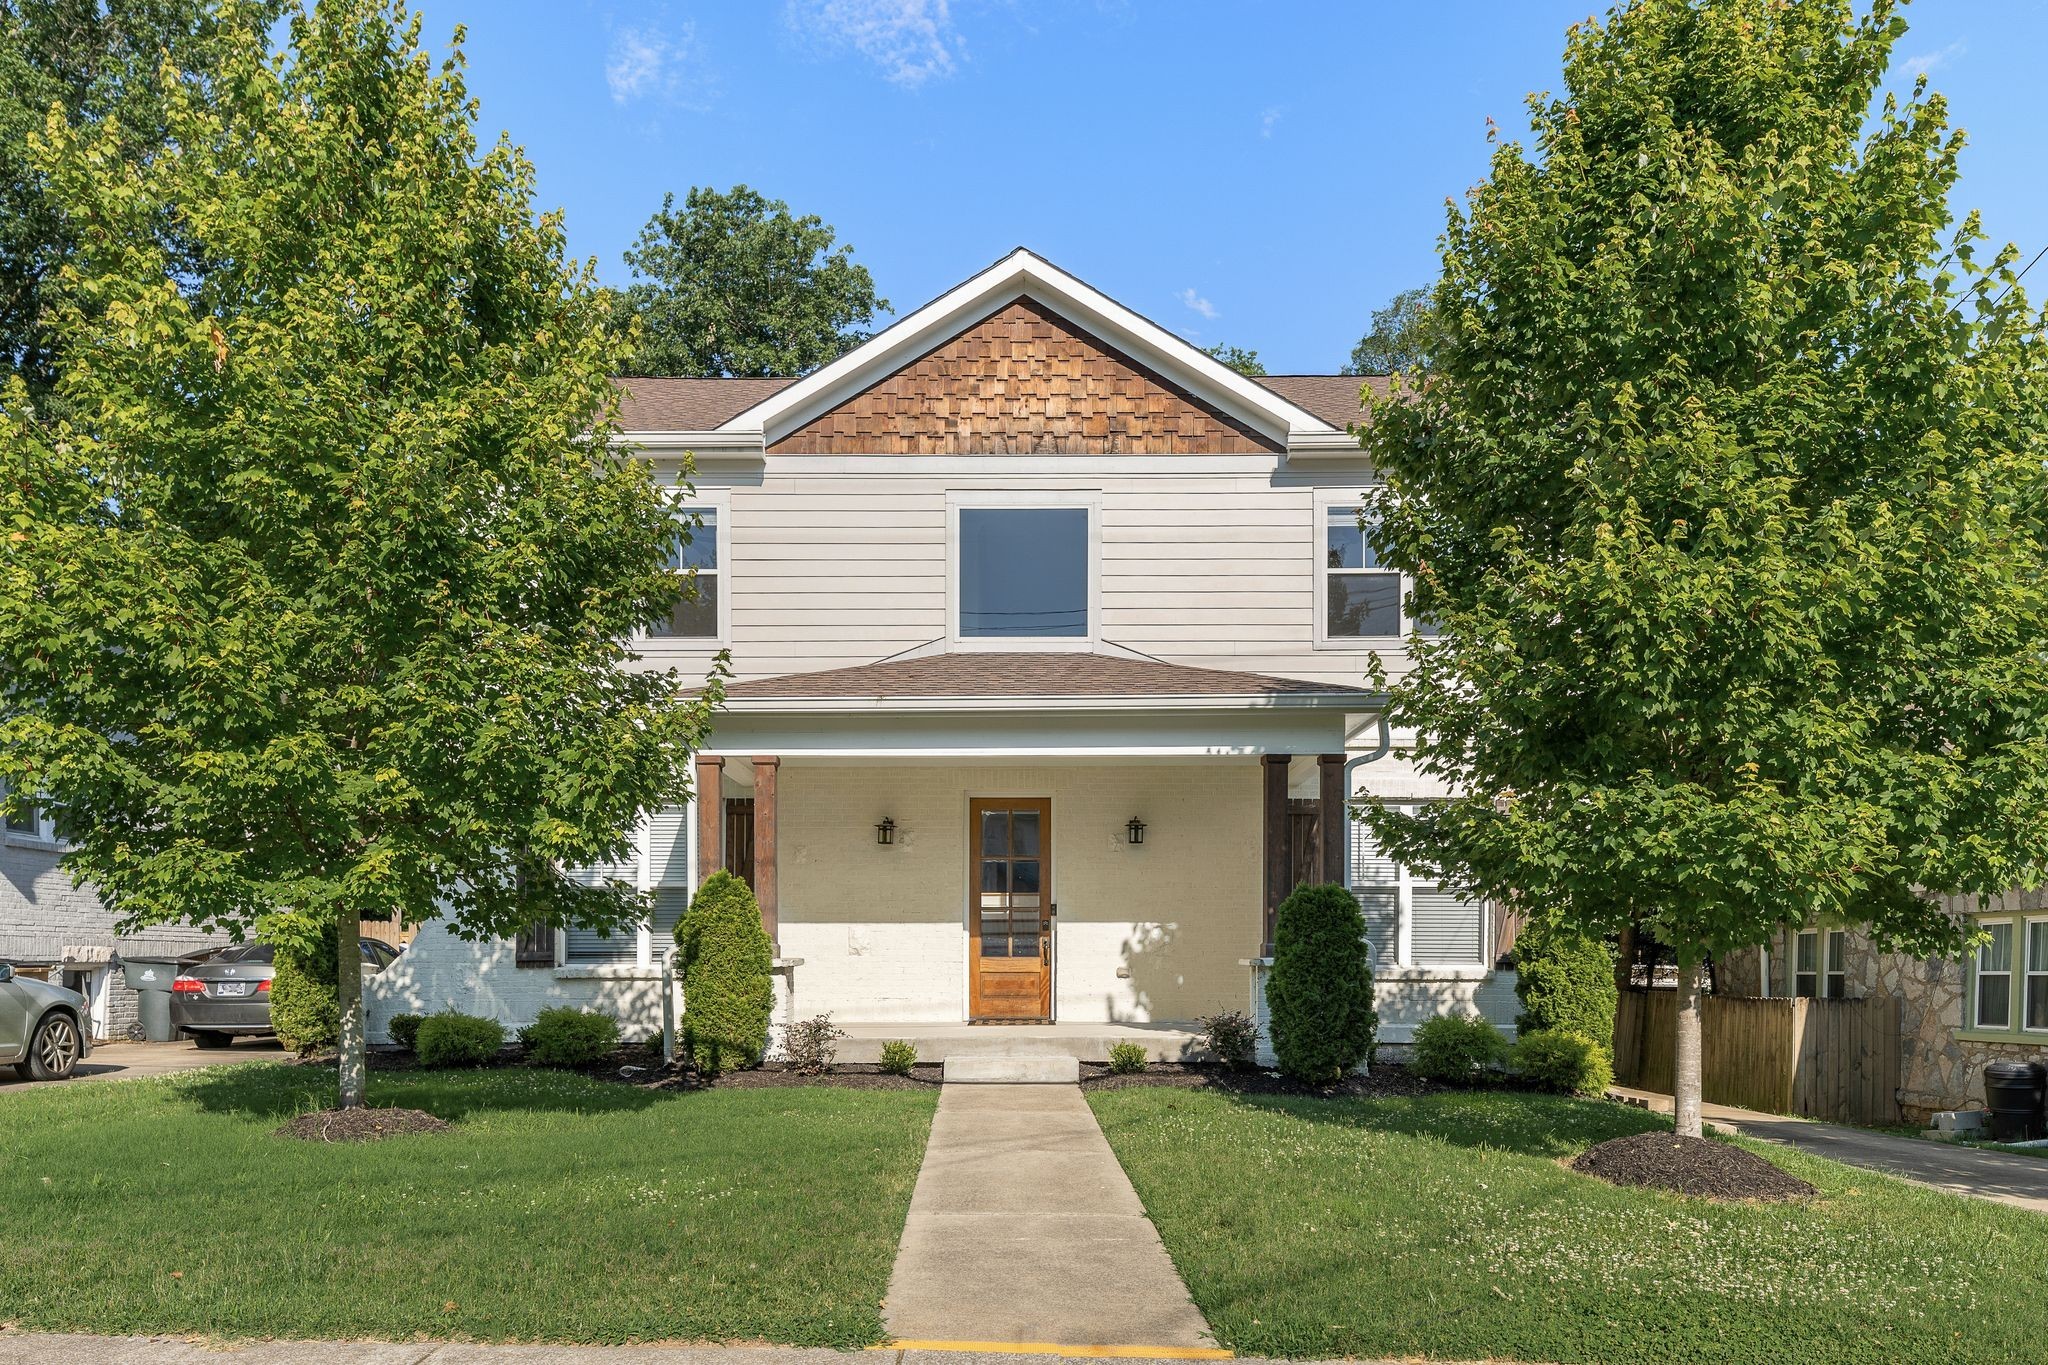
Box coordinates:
[834,1021,1204,1065]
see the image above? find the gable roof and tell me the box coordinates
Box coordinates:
[723,651,1372,707]
[718,249,1348,453]
[615,371,1385,440]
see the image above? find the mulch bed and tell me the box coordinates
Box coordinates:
[1571,1130,1818,1201]
[275,1106,451,1143]
[1080,1060,1441,1099]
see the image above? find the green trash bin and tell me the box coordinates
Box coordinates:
[120,955,185,1042]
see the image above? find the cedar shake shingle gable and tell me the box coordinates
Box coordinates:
[724,652,1372,702]
[769,298,1283,456]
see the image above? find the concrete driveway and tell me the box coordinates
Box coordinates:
[0,1037,285,1091]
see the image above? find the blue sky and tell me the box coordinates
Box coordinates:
[405,0,2048,374]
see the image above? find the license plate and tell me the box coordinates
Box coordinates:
[212,981,252,997]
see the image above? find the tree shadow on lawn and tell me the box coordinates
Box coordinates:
[173,1060,676,1123]
[1215,1086,1670,1159]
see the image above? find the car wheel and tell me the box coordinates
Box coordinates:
[189,1031,231,1050]
[25,1012,83,1081]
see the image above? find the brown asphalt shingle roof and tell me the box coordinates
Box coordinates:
[724,652,1372,702]
[612,373,1389,436]
[1255,374,1390,431]
[614,376,798,431]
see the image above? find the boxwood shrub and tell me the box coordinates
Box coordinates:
[387,1012,424,1051]
[518,1007,620,1068]
[878,1040,918,1075]
[1409,1013,1509,1083]
[676,870,773,1076]
[415,1011,505,1067]
[1511,1028,1615,1096]
[1265,882,1378,1083]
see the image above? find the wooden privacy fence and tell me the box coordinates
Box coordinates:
[357,918,417,948]
[1612,990,1901,1126]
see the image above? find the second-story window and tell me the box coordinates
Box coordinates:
[654,508,719,639]
[1325,508,1403,638]
[958,507,1088,639]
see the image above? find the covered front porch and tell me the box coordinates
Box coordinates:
[696,652,1380,1039]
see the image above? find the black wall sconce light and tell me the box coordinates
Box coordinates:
[875,817,896,846]
[1126,817,1147,846]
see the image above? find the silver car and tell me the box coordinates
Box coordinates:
[0,962,94,1081]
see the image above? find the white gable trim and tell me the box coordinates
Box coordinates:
[716,247,1341,449]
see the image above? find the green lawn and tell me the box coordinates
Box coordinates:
[1089,1087,2048,1365]
[0,1065,936,1347]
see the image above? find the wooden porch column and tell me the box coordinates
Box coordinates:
[1318,753,1346,885]
[1261,754,1292,955]
[694,755,724,887]
[752,756,780,950]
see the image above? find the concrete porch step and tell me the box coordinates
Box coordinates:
[835,1022,1202,1066]
[942,1054,1082,1084]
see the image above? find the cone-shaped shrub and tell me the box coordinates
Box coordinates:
[676,870,773,1075]
[269,923,339,1056]
[1266,882,1377,1083]
[1513,918,1618,1045]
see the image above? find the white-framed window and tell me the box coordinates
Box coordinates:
[1794,929,1820,997]
[1974,920,2015,1030]
[0,779,55,844]
[1758,942,1775,997]
[1824,929,1849,999]
[555,805,693,969]
[946,491,1100,650]
[1315,492,1429,646]
[1349,802,1488,969]
[647,490,730,645]
[2025,919,2048,1033]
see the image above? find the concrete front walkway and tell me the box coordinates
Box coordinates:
[1612,1086,2048,1214]
[0,1335,1348,1364]
[0,1038,285,1092]
[884,1085,1219,1353]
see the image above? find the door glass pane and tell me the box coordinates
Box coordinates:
[959,507,1089,638]
[1011,860,1040,895]
[1012,812,1040,856]
[981,810,1010,856]
[1011,921,1039,956]
[981,911,1010,958]
[980,859,1008,906]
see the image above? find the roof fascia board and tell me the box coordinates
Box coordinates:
[718,248,1339,445]
[613,432,766,462]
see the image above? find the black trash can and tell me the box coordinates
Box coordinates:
[1983,1060,2046,1141]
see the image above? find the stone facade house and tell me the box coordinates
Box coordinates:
[1716,890,2048,1123]
[365,249,1519,1063]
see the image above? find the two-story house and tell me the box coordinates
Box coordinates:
[366,249,1520,1061]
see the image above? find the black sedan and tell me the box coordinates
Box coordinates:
[170,940,400,1047]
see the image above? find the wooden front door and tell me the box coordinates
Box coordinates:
[969,798,1052,1021]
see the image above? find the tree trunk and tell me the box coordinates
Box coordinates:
[336,913,365,1110]
[1673,947,1704,1139]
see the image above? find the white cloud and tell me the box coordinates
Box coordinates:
[788,0,966,88]
[1902,40,1965,77]
[606,21,706,106]
[1260,106,1283,139]
[1178,288,1218,320]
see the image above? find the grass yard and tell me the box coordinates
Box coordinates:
[1089,1087,2048,1365]
[0,1064,936,1347]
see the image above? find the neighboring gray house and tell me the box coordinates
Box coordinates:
[0,786,224,1041]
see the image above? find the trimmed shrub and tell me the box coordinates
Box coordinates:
[387,1013,424,1051]
[878,1040,918,1075]
[1512,1029,1615,1097]
[676,870,774,1076]
[518,1007,620,1068]
[270,925,340,1057]
[1409,1013,1510,1083]
[416,1011,505,1067]
[1513,918,1619,1045]
[1196,1009,1261,1070]
[1108,1041,1149,1074]
[1266,882,1378,1083]
[783,1014,844,1075]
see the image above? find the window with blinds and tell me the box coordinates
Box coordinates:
[563,861,641,965]
[1348,803,1488,969]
